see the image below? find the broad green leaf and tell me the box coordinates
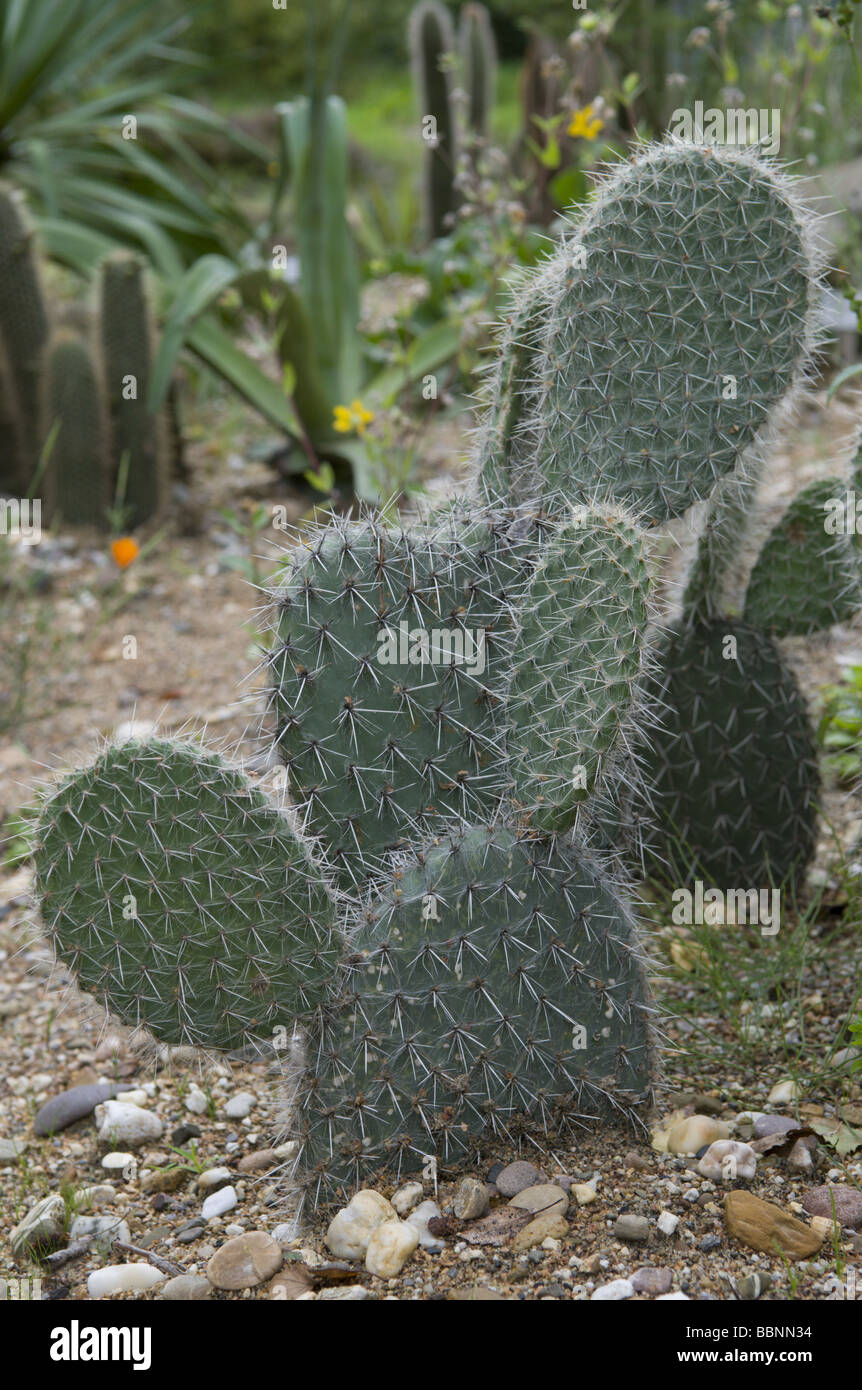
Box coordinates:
[148,255,243,411]
[185,316,303,438]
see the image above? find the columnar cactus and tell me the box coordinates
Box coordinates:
[0,184,49,486]
[0,191,172,523]
[41,332,110,527]
[34,139,825,1211]
[99,250,167,526]
[0,339,27,496]
[459,2,497,139]
[409,0,459,240]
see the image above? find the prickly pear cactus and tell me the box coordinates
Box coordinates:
[41,331,110,527]
[506,508,652,834]
[33,138,826,1209]
[640,619,820,888]
[640,431,862,889]
[743,437,862,637]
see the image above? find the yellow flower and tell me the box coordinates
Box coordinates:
[333,399,375,436]
[568,104,604,140]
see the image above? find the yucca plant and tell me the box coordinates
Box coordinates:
[0,0,262,270]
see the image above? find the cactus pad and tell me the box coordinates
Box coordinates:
[640,620,820,887]
[267,510,528,888]
[743,477,862,637]
[507,506,652,832]
[503,143,818,521]
[295,825,655,1203]
[35,739,339,1050]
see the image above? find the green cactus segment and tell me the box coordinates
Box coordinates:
[296,826,655,1202]
[41,332,109,528]
[507,508,652,832]
[99,251,163,525]
[475,262,555,498]
[460,2,496,138]
[34,739,339,1051]
[409,0,458,240]
[640,620,819,887]
[514,143,816,521]
[0,338,27,495]
[743,477,862,637]
[0,184,49,474]
[268,511,527,889]
[682,472,758,625]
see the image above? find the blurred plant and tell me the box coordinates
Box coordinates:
[361,138,545,393]
[459,2,497,139]
[0,0,264,270]
[850,1009,862,1070]
[218,501,281,588]
[816,0,862,80]
[818,663,862,782]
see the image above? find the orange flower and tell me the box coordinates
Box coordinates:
[111,537,139,569]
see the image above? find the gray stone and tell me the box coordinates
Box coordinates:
[753,1114,800,1140]
[34,1082,136,1136]
[454,1177,490,1220]
[631,1266,673,1295]
[495,1161,544,1197]
[171,1124,202,1145]
[160,1274,213,1300]
[614,1214,650,1243]
[802,1185,862,1229]
[738,1271,772,1299]
[10,1194,66,1257]
[69,1214,130,1254]
[0,1138,27,1165]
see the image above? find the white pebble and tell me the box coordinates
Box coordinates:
[591,1278,634,1301]
[326,1190,395,1260]
[95,1100,163,1148]
[657,1210,680,1235]
[224,1092,255,1119]
[365,1219,419,1278]
[197,1166,233,1191]
[100,1152,137,1173]
[697,1140,758,1181]
[202,1185,237,1219]
[392,1182,424,1215]
[767,1079,800,1104]
[185,1085,208,1115]
[88,1264,165,1297]
[407,1199,443,1248]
